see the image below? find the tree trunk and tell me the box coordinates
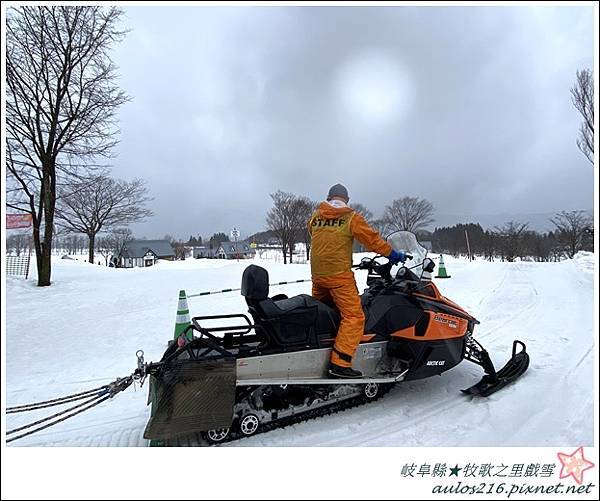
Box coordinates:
[36,169,56,286]
[88,233,96,264]
[33,221,46,286]
[35,222,53,286]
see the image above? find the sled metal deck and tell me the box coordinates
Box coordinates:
[235,342,408,386]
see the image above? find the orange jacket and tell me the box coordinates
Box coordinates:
[308,201,392,277]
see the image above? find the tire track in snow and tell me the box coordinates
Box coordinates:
[12,424,147,447]
[476,263,540,342]
[476,265,511,308]
[489,261,594,445]
[570,346,593,373]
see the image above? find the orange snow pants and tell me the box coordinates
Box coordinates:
[312,271,365,368]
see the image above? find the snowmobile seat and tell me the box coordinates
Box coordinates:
[241,265,340,347]
[259,295,315,317]
[242,265,316,346]
[311,299,340,338]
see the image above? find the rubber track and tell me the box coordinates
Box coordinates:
[165,383,396,447]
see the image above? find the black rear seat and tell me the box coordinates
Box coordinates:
[241,265,340,347]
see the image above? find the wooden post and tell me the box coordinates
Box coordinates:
[465,229,472,261]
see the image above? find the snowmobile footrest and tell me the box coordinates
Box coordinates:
[144,358,236,440]
[462,340,530,397]
[238,370,409,386]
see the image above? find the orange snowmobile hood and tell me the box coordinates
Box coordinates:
[317,201,354,219]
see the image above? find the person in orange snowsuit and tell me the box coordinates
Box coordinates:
[308,184,404,378]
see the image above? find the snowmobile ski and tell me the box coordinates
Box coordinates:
[461,340,530,397]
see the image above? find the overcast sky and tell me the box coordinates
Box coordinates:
[110,6,594,240]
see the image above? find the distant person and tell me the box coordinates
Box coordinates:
[308,184,403,378]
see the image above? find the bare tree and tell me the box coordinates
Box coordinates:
[96,236,113,266]
[383,196,435,233]
[6,6,129,285]
[371,218,392,238]
[63,234,87,256]
[550,210,593,258]
[172,240,187,260]
[492,222,529,262]
[350,202,373,223]
[571,69,594,165]
[107,227,134,266]
[77,235,87,254]
[57,234,84,256]
[97,227,134,266]
[55,176,152,264]
[266,190,297,264]
[291,196,317,262]
[6,233,31,257]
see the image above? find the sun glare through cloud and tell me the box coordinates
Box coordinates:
[335,49,415,127]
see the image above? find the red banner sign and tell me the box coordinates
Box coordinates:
[6,214,33,229]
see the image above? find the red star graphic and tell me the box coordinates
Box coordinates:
[557,447,595,484]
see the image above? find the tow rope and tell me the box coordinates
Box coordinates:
[6,352,150,444]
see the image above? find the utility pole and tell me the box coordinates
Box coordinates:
[465,229,472,261]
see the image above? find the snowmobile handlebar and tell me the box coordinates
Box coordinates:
[353,255,389,271]
[354,254,425,289]
[353,255,396,283]
[353,252,412,271]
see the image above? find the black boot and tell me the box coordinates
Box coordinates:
[328,362,363,379]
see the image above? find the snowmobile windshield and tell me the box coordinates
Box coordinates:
[386,231,428,276]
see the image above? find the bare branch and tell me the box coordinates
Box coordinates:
[571,69,594,165]
[6,6,129,285]
[55,176,152,263]
[550,210,593,258]
[382,196,435,233]
[491,221,530,262]
[349,203,373,223]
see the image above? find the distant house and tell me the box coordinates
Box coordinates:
[118,240,175,268]
[214,240,256,259]
[184,245,210,259]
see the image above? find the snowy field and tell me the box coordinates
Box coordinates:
[4,251,595,447]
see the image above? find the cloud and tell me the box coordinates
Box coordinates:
[111,6,594,239]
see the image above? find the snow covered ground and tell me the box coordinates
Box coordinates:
[4,251,595,447]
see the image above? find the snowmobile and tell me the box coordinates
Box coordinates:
[141,231,529,445]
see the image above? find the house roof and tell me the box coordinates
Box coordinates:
[216,240,255,255]
[121,240,175,258]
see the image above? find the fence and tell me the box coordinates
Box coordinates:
[6,253,31,279]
